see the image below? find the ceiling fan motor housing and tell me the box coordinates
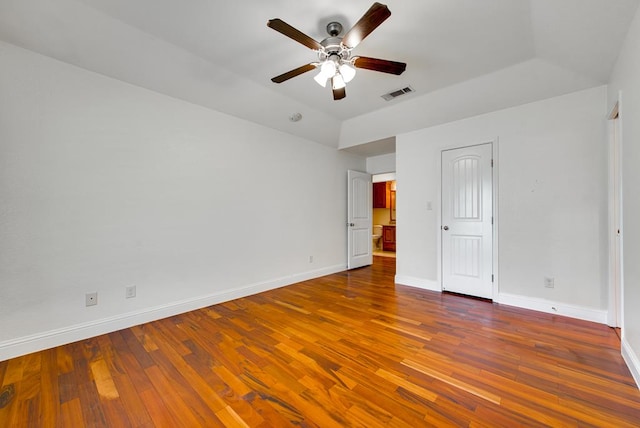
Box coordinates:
[319,35,351,63]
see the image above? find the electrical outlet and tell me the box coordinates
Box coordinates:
[85,292,98,306]
[544,277,555,288]
[125,286,136,299]
[309,255,313,263]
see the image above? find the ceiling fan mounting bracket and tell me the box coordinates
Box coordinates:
[326,21,343,37]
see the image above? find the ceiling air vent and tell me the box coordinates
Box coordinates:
[381,86,415,101]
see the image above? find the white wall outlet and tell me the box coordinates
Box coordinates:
[125,286,136,299]
[85,292,98,306]
[309,255,314,263]
[544,277,555,288]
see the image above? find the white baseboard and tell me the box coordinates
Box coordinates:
[390,279,608,326]
[395,275,441,292]
[0,264,346,361]
[622,337,640,390]
[496,293,608,324]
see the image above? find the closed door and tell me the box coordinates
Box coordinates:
[347,170,372,269]
[441,143,493,299]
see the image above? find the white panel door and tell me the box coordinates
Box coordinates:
[347,170,372,269]
[441,144,493,298]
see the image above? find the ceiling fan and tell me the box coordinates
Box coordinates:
[267,2,407,101]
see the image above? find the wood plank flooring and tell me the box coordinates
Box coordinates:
[1,256,639,426]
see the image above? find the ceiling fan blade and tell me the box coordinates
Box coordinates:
[332,83,346,100]
[267,19,323,51]
[353,56,406,75]
[341,2,391,48]
[271,63,317,83]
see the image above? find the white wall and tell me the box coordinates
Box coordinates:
[0,41,364,360]
[339,58,601,149]
[0,0,344,148]
[366,153,396,175]
[396,86,608,322]
[608,6,640,386]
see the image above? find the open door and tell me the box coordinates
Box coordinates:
[347,170,373,269]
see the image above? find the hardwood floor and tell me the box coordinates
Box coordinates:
[1,256,639,427]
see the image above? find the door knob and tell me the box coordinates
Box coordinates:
[349,223,355,227]
[443,225,449,231]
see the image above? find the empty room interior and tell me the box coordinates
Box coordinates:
[2,0,640,425]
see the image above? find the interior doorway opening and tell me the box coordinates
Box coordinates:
[372,173,397,259]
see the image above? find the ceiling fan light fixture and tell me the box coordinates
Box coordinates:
[339,62,356,83]
[332,73,346,90]
[314,60,337,87]
[314,70,329,87]
[321,60,336,77]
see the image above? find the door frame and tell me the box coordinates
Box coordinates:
[607,100,624,328]
[372,172,397,260]
[437,139,499,299]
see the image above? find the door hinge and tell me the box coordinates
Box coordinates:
[491,274,494,283]
[491,216,494,225]
[491,159,494,167]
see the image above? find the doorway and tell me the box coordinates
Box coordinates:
[441,143,493,299]
[372,173,396,259]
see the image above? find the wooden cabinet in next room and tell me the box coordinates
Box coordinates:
[373,182,388,208]
[382,225,396,252]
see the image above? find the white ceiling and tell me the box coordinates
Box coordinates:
[0,0,637,155]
